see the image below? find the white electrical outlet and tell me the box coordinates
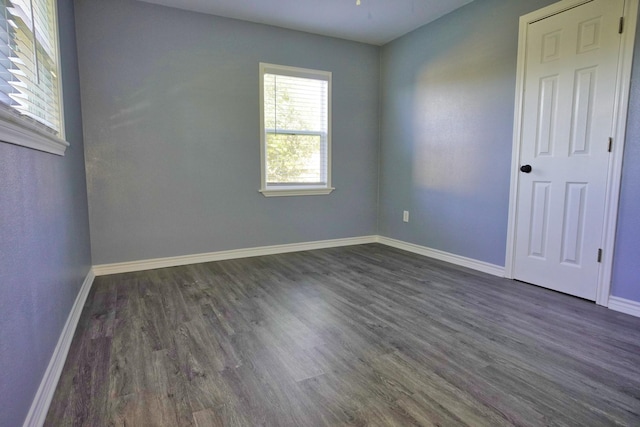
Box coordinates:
[403,211,409,222]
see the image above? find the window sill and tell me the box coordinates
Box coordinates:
[259,187,335,197]
[0,110,69,156]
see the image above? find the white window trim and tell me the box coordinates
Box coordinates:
[259,62,334,197]
[0,0,68,156]
[0,109,69,156]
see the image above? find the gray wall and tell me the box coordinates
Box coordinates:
[74,0,380,265]
[0,1,92,425]
[612,12,640,302]
[379,0,640,304]
[378,0,558,267]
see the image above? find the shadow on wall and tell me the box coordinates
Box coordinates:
[378,5,519,265]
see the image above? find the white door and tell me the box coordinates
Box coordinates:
[513,0,624,300]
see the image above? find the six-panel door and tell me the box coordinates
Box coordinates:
[514,0,624,300]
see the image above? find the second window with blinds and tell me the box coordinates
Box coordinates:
[259,63,333,197]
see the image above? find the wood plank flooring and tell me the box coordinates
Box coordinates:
[45,244,640,426]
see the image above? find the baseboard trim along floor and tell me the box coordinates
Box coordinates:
[608,296,640,318]
[23,269,95,427]
[92,235,506,278]
[92,236,379,276]
[377,236,505,277]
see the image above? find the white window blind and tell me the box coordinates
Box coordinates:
[260,63,333,197]
[0,0,66,154]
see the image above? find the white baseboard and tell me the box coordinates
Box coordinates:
[93,236,378,276]
[377,236,505,277]
[23,269,95,427]
[608,296,640,318]
[92,235,506,278]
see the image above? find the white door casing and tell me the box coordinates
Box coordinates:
[505,0,638,304]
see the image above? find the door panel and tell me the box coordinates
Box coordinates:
[560,182,587,265]
[569,67,596,155]
[514,0,624,300]
[536,76,559,156]
[528,181,552,259]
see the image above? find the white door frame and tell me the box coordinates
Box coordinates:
[505,0,639,306]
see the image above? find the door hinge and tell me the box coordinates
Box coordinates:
[608,137,613,153]
[619,17,624,34]
[597,248,603,263]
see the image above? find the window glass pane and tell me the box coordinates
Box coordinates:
[266,133,322,184]
[264,73,327,133]
[33,0,60,130]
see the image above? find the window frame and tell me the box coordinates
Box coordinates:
[259,62,334,197]
[0,0,68,156]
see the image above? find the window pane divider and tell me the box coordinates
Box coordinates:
[266,129,324,136]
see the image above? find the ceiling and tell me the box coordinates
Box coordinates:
[137,0,475,46]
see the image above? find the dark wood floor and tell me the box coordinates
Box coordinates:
[45,244,640,426]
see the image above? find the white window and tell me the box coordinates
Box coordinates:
[259,63,333,197]
[0,0,67,155]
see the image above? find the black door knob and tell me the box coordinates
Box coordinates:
[520,165,532,173]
